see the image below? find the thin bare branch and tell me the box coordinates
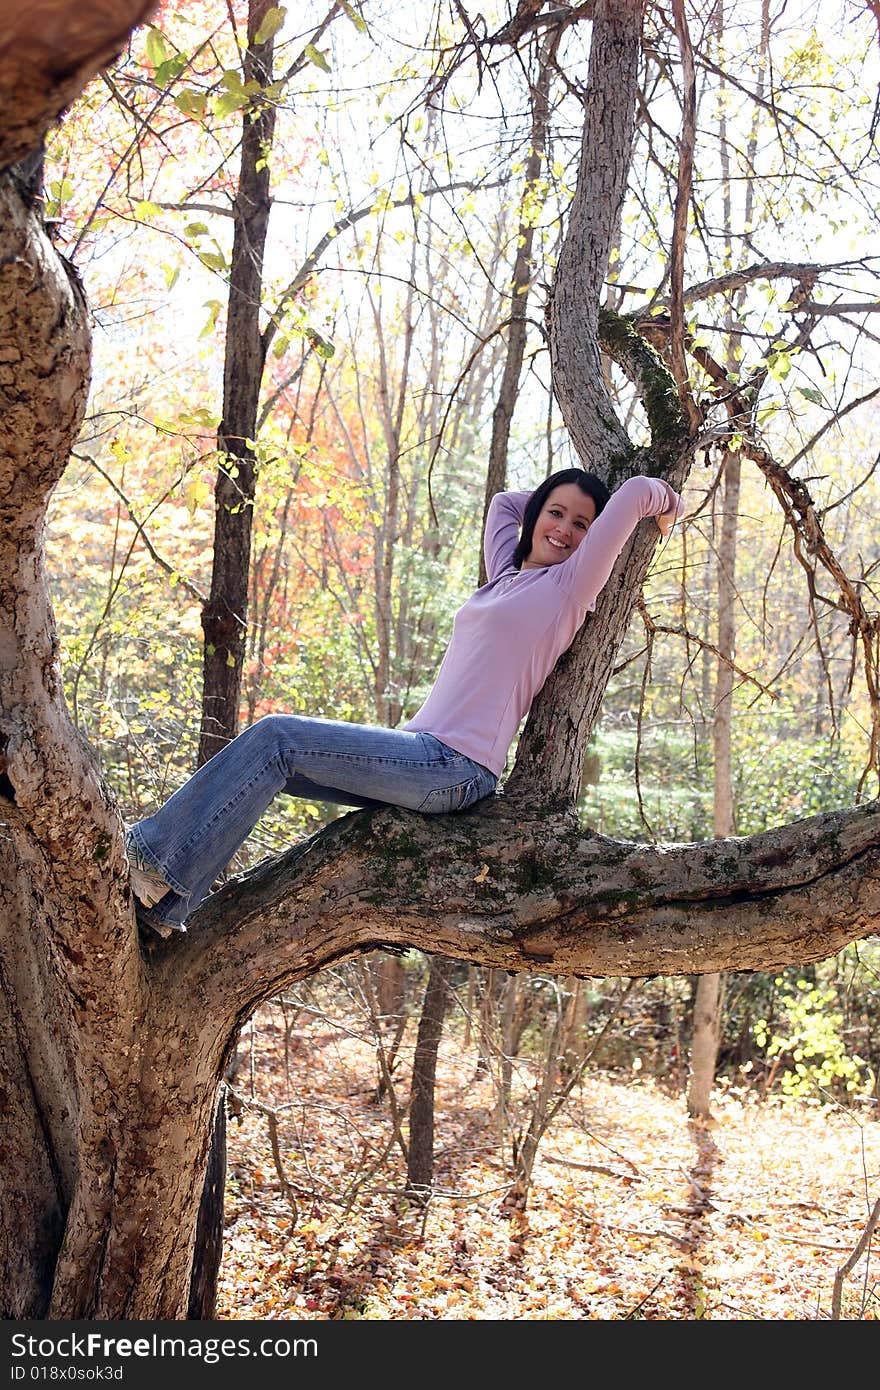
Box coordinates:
[262,178,505,358]
[668,0,700,434]
[78,453,206,603]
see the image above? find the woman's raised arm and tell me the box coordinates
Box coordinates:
[483,489,533,581]
[552,476,683,612]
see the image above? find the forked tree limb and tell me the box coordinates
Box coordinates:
[0,0,158,171]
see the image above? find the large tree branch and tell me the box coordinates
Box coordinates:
[507,309,689,807]
[164,797,880,1036]
[675,259,874,308]
[0,176,138,1067]
[0,0,158,171]
[638,318,880,792]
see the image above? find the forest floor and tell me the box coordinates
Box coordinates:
[214,999,879,1322]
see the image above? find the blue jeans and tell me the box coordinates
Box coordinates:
[130,715,497,929]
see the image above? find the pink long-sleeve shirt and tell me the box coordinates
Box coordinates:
[403,475,683,777]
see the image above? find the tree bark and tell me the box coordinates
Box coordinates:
[546,0,644,473]
[687,971,723,1118]
[187,1089,227,1319]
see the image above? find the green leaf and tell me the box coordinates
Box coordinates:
[134,200,162,220]
[254,5,286,45]
[49,177,74,204]
[146,28,168,69]
[200,300,223,337]
[797,386,824,406]
[163,263,180,290]
[221,69,246,93]
[155,54,187,86]
[174,89,207,118]
[184,222,209,238]
[303,43,331,72]
[181,406,220,430]
[305,326,335,359]
[340,0,369,33]
[767,354,791,382]
[214,90,248,117]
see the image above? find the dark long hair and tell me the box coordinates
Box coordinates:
[511,468,611,570]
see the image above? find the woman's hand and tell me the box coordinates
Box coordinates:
[656,483,684,538]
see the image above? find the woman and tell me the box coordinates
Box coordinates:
[128,469,683,934]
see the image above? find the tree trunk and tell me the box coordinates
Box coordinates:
[687,450,740,1118]
[186,1089,227,1319]
[687,0,765,1118]
[0,796,231,1315]
[687,971,723,1118]
[478,48,552,583]
[187,0,282,1311]
[405,956,454,1197]
[198,0,277,764]
[499,973,520,1109]
[561,979,590,1072]
[373,952,406,1019]
[507,0,690,807]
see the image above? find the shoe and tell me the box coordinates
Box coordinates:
[124,826,172,908]
[135,902,185,940]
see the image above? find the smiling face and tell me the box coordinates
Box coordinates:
[521,482,597,569]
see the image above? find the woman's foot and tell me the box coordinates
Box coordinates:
[134,904,179,939]
[124,826,172,908]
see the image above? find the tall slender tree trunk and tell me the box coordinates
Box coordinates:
[198,0,277,765]
[686,0,767,1119]
[499,973,520,1108]
[687,450,739,1117]
[186,1088,227,1317]
[190,0,279,1314]
[406,957,454,1196]
[561,979,589,1071]
[687,976,723,1118]
[478,47,552,583]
